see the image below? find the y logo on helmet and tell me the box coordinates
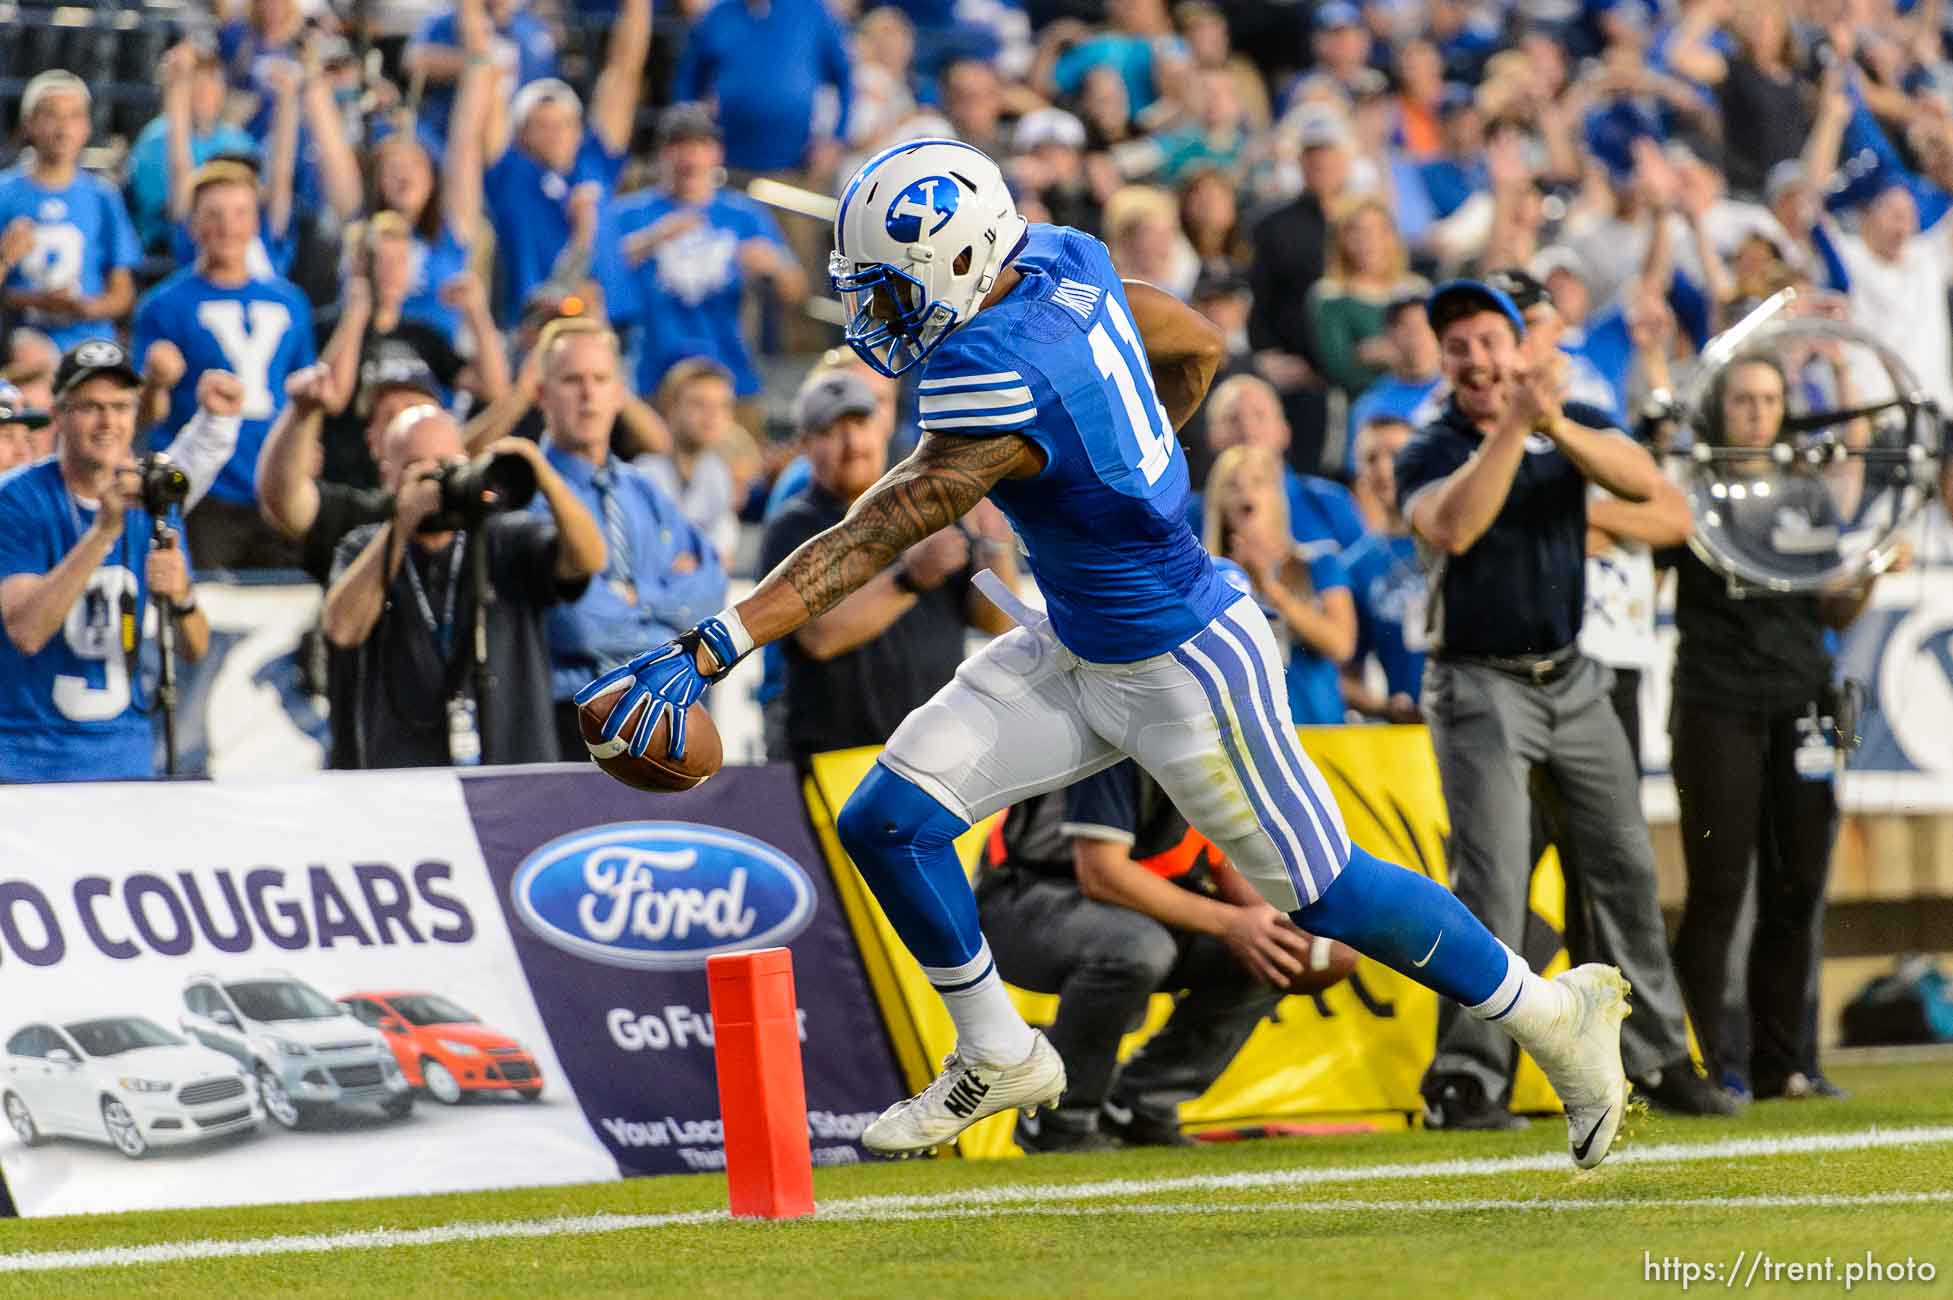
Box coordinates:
[886,177,959,244]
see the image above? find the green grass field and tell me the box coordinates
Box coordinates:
[4,1056,1950,1299]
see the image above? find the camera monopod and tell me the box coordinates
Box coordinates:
[150,515,182,778]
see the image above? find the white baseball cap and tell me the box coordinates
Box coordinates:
[22,70,90,119]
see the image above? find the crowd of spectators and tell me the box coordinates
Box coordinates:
[5,0,1953,1126]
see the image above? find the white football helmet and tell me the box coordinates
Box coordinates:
[829,139,1029,378]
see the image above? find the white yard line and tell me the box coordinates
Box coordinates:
[4,1125,1950,1274]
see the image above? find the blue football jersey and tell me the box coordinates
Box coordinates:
[131,268,318,507]
[0,461,162,781]
[596,189,788,398]
[0,168,141,351]
[919,223,1233,663]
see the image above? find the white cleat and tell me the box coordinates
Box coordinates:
[1525,964,1632,1170]
[863,1032,1066,1157]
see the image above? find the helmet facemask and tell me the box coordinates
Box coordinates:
[830,253,963,378]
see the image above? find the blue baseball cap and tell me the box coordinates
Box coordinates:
[1316,1,1361,30]
[1425,279,1526,340]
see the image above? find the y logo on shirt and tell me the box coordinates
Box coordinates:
[656,223,740,305]
[195,299,293,419]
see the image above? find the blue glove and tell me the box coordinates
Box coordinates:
[574,616,745,760]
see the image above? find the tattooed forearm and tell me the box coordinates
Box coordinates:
[735,433,1034,646]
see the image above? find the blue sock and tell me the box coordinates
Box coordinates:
[1291,843,1511,1008]
[835,764,1035,1065]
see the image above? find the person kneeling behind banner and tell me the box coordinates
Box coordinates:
[977,759,1310,1152]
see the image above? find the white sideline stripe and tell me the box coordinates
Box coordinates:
[826,1124,1953,1214]
[865,1189,1953,1223]
[5,1126,1951,1275]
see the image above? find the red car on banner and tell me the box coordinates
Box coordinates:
[337,992,543,1105]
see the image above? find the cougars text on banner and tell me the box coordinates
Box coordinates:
[804,728,1570,1159]
[461,764,906,1176]
[0,771,617,1217]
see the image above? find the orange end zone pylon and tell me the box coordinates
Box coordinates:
[705,946,817,1219]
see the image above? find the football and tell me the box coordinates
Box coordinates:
[1281,932,1360,996]
[577,683,722,792]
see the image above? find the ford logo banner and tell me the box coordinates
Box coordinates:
[510,823,817,970]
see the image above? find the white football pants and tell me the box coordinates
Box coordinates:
[880,577,1350,911]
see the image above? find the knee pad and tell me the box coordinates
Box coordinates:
[836,762,967,864]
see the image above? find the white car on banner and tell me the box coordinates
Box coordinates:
[179,973,414,1130]
[2,1017,262,1159]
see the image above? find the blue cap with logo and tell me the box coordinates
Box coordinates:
[1425,279,1527,340]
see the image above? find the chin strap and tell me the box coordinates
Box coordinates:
[966,216,1030,321]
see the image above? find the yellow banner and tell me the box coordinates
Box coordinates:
[804,726,1567,1158]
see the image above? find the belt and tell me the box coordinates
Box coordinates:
[1446,644,1581,685]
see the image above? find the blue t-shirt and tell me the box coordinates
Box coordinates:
[1342,531,1426,701]
[672,0,853,173]
[0,168,141,351]
[408,7,559,143]
[1348,374,1442,442]
[399,226,474,336]
[1416,157,1487,221]
[904,221,1233,662]
[127,117,258,251]
[1280,548,1352,726]
[1052,34,1185,113]
[0,460,167,782]
[596,189,789,399]
[1186,468,1368,552]
[130,268,318,507]
[484,136,625,322]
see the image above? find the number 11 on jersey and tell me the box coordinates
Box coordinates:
[1087,297,1175,486]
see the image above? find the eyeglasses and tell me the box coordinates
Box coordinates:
[61,399,139,420]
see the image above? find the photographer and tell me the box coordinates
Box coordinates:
[1664,354,1901,1101]
[321,408,604,768]
[0,346,208,782]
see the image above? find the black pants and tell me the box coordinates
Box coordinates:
[1669,698,1838,1092]
[976,867,1281,1124]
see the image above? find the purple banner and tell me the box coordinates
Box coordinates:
[462,765,904,1176]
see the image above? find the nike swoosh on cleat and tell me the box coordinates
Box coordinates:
[1572,1106,1613,1162]
[1412,933,1442,968]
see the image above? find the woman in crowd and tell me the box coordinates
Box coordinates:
[1666,352,1901,1100]
[1104,184,1201,299]
[1203,444,1356,726]
[1178,166,1247,279]
[1304,197,1429,405]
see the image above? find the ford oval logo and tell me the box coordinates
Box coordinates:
[511,822,816,970]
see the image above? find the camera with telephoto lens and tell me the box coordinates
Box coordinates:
[134,453,190,514]
[419,450,538,533]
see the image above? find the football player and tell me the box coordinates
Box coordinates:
[581,141,1634,1168]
